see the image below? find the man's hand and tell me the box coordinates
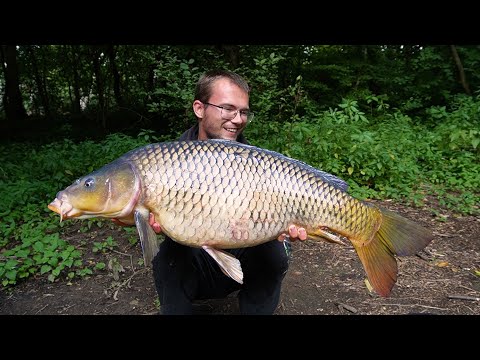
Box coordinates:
[277,225,307,242]
[148,213,162,234]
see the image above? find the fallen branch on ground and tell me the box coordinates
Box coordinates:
[447,295,480,301]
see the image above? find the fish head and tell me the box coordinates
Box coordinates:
[48,161,141,221]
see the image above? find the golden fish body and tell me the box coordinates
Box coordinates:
[131,140,378,247]
[48,139,433,296]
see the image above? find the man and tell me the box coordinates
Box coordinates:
[152,69,307,315]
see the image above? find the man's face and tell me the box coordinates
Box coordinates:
[194,78,250,141]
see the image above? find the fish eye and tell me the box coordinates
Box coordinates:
[84,178,95,188]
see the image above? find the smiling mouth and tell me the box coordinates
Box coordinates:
[224,127,238,133]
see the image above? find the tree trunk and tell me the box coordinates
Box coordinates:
[450,45,472,95]
[217,45,240,68]
[145,49,161,108]
[1,45,27,123]
[65,45,82,114]
[353,45,368,91]
[27,45,51,118]
[107,44,124,108]
[90,46,106,130]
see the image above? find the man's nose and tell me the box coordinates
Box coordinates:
[230,111,243,124]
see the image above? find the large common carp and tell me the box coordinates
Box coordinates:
[48,139,433,297]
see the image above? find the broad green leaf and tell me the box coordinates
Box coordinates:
[40,265,52,274]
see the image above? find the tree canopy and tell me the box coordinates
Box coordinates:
[1,45,479,141]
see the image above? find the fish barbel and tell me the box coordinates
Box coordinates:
[48,139,433,297]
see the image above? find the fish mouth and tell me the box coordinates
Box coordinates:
[48,197,80,222]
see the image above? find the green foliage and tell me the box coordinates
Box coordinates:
[122,226,139,246]
[148,58,199,114]
[5,45,480,135]
[94,262,106,270]
[92,236,117,253]
[331,98,369,124]
[0,225,84,286]
[430,94,480,151]
[108,257,125,281]
[239,52,287,122]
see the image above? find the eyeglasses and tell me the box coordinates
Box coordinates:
[203,102,254,123]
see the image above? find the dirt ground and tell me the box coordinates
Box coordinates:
[1,199,479,316]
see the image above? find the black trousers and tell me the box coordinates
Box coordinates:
[152,237,290,315]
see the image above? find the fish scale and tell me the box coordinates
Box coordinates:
[48,139,433,297]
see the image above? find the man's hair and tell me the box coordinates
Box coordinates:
[194,70,250,103]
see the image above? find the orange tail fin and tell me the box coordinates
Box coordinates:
[354,209,433,297]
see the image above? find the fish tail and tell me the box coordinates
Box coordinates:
[353,208,433,297]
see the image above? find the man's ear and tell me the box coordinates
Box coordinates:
[193,100,204,119]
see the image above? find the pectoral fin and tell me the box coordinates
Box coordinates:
[202,246,244,284]
[134,209,161,266]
